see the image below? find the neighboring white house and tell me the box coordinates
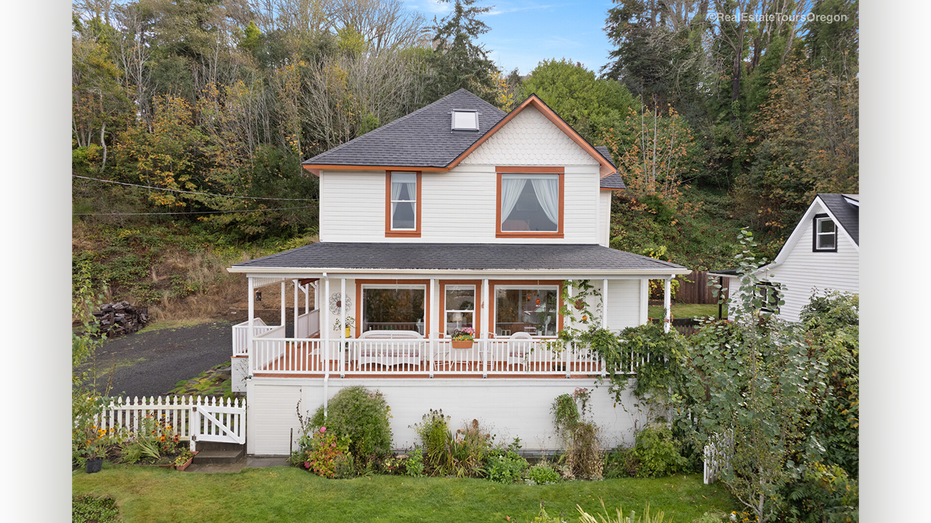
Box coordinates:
[225,89,690,456]
[717,193,859,323]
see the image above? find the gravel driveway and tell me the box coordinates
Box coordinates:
[81,321,235,398]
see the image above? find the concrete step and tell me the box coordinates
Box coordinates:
[191,442,245,464]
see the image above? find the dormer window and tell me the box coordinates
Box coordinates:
[813,214,837,251]
[451,110,478,131]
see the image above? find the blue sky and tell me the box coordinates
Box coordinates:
[403,0,616,76]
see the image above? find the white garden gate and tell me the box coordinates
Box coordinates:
[94,395,246,452]
[190,396,247,451]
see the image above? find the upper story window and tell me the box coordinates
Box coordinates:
[451,110,478,131]
[386,171,421,237]
[497,167,564,238]
[813,214,837,251]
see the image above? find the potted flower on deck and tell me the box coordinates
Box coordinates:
[450,327,475,349]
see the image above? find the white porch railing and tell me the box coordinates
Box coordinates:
[296,309,320,339]
[232,318,273,357]
[243,338,645,377]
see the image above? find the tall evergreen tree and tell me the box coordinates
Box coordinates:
[426,0,498,102]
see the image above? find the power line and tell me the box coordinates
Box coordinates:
[73,206,313,216]
[72,174,319,202]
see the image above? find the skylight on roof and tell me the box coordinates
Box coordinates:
[451,110,478,131]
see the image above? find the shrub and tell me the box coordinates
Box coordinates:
[301,426,352,478]
[485,451,529,484]
[551,388,604,479]
[403,448,425,477]
[603,446,639,479]
[309,386,393,460]
[527,461,562,485]
[411,410,495,478]
[632,421,687,478]
[411,409,453,475]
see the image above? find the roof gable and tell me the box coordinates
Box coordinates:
[302,90,617,177]
[769,193,860,268]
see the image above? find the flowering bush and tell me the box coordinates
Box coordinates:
[452,327,475,342]
[302,427,353,478]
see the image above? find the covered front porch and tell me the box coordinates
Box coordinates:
[227,242,688,390]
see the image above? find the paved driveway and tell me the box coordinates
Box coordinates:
[80,321,235,398]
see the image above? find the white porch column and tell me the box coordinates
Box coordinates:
[340,277,347,377]
[312,281,318,311]
[602,279,609,330]
[293,280,299,330]
[664,278,672,333]
[429,278,437,377]
[280,281,286,327]
[247,276,254,374]
[481,279,489,339]
[323,275,330,375]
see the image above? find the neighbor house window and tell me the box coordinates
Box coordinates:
[754,283,781,313]
[386,171,421,237]
[494,285,559,336]
[361,285,426,335]
[496,167,564,238]
[444,285,476,336]
[812,214,836,251]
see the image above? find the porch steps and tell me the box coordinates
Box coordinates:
[191,442,245,465]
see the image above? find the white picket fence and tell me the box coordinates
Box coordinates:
[703,429,733,484]
[93,395,246,452]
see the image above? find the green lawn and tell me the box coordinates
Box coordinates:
[648,303,724,320]
[73,465,735,523]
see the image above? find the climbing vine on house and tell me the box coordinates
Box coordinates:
[557,279,686,406]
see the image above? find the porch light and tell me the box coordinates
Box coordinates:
[255,290,262,302]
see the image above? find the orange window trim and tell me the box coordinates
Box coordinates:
[438,280,483,338]
[488,280,563,338]
[496,167,565,239]
[355,279,431,338]
[385,171,422,238]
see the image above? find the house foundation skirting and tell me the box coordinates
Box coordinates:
[245,377,651,456]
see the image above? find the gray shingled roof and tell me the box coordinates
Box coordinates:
[232,243,685,272]
[594,146,625,189]
[303,89,506,168]
[818,193,858,245]
[599,173,626,190]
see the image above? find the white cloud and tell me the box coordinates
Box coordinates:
[485,2,560,17]
[403,0,452,15]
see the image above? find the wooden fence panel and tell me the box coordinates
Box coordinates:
[675,271,730,304]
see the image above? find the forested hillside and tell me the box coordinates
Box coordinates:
[71,0,858,315]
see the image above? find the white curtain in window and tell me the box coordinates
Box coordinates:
[531,177,559,225]
[391,173,417,228]
[500,177,527,225]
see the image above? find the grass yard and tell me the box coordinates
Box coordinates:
[73,465,735,523]
[647,303,724,320]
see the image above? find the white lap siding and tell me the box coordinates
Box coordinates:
[764,219,859,322]
[247,378,650,456]
[602,279,643,331]
[318,104,604,244]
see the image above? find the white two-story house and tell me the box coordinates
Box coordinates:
[227,89,689,456]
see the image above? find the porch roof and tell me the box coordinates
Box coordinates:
[228,242,687,276]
